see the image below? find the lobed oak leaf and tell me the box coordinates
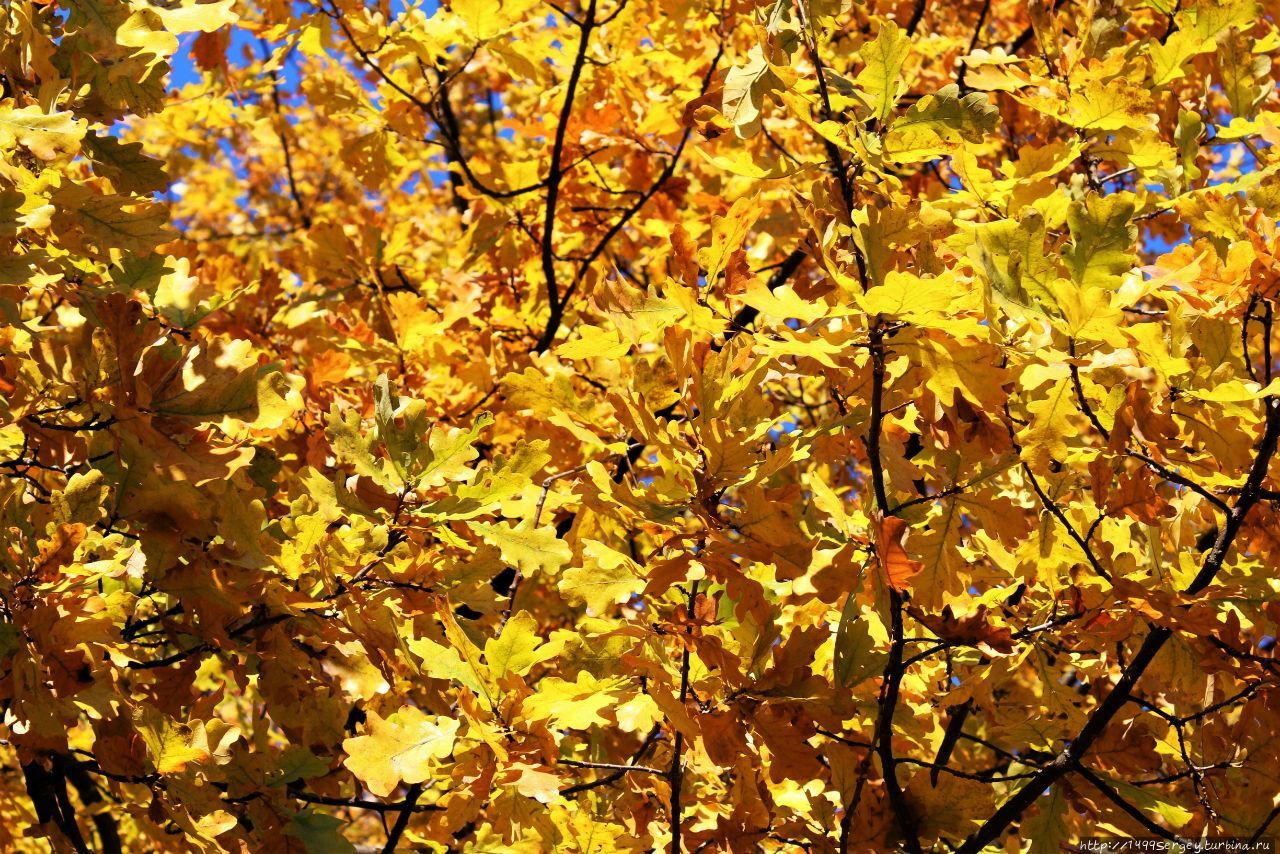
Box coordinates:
[1063,194,1137,291]
[454,0,538,41]
[697,194,761,285]
[413,412,494,490]
[833,597,886,687]
[0,106,85,161]
[1068,76,1157,132]
[507,763,561,803]
[484,610,562,678]
[904,772,995,841]
[722,45,783,139]
[1019,785,1069,854]
[51,185,176,256]
[286,810,355,854]
[118,9,180,71]
[855,21,911,124]
[80,131,169,195]
[1049,279,1128,347]
[408,635,488,696]
[342,708,459,798]
[884,84,997,162]
[151,0,238,34]
[559,540,643,614]
[191,26,230,72]
[521,672,623,730]
[135,708,211,775]
[907,605,1016,656]
[34,523,86,582]
[470,519,571,576]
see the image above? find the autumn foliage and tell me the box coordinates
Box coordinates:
[3,0,1280,850]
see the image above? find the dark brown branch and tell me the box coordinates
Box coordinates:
[265,42,311,229]
[126,610,292,669]
[559,759,666,775]
[1252,802,1280,844]
[1020,461,1112,581]
[1243,294,1261,382]
[720,249,807,346]
[25,413,117,432]
[861,322,922,853]
[59,755,123,854]
[1125,449,1230,513]
[559,726,664,796]
[897,755,1038,783]
[379,782,422,853]
[289,785,443,814]
[930,699,972,786]
[904,0,929,36]
[955,395,1280,853]
[889,477,979,515]
[1134,679,1272,726]
[668,581,698,853]
[325,3,545,204]
[955,0,991,92]
[1068,338,1109,439]
[1067,339,1231,514]
[575,54,717,279]
[1075,764,1180,841]
[1131,761,1235,785]
[535,0,599,353]
[23,759,89,854]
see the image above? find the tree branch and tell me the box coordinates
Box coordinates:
[1075,764,1180,841]
[379,782,422,853]
[668,581,699,853]
[955,396,1280,853]
[535,0,599,353]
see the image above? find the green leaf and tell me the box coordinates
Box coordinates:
[1094,772,1195,829]
[54,186,176,255]
[1064,194,1136,290]
[855,21,911,123]
[833,597,884,688]
[286,810,356,854]
[373,374,431,484]
[53,469,108,527]
[269,746,330,787]
[884,84,998,162]
[558,540,641,614]
[109,253,171,296]
[484,610,562,678]
[0,623,22,661]
[408,636,488,695]
[1020,783,1069,854]
[418,413,493,488]
[964,209,1059,314]
[326,407,398,492]
[471,520,571,576]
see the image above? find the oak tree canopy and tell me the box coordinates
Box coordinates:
[2,0,1280,850]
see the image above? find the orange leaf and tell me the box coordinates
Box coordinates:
[909,605,1016,657]
[876,516,921,591]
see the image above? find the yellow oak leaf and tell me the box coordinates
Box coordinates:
[559,540,643,614]
[0,106,85,161]
[342,708,460,797]
[470,520,571,576]
[521,673,624,730]
[484,610,562,678]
